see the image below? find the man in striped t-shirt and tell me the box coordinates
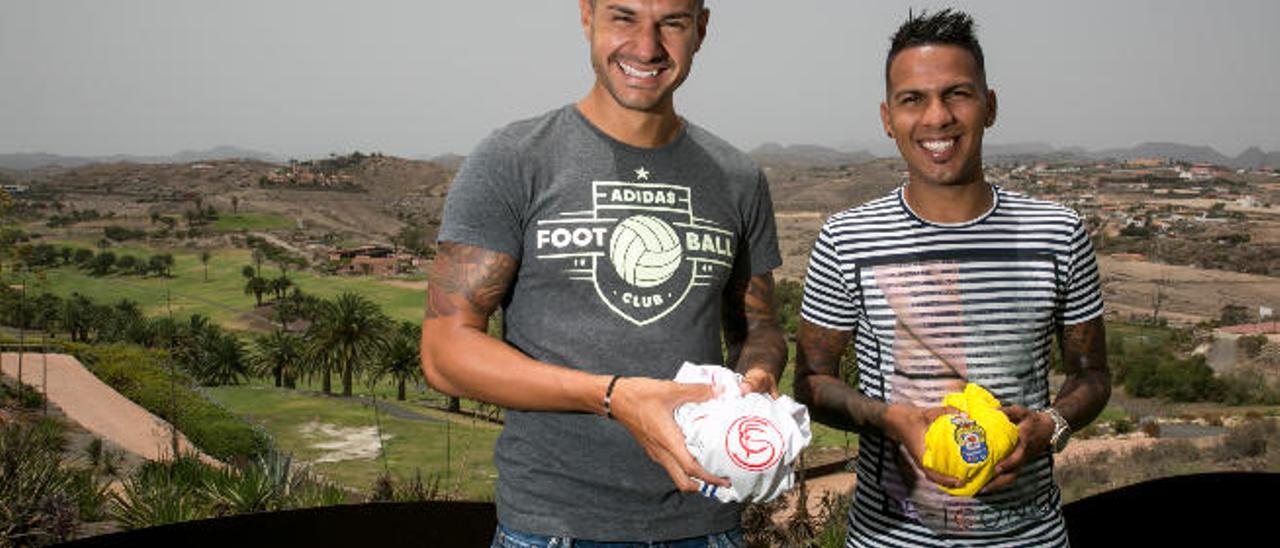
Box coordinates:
[795,10,1111,547]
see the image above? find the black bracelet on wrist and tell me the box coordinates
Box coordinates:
[603,375,622,419]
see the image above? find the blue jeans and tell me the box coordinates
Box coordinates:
[490,524,744,548]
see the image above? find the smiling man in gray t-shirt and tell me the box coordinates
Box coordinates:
[420,1,786,546]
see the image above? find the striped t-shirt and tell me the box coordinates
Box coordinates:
[801,185,1103,547]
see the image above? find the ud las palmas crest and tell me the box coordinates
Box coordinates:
[533,167,735,326]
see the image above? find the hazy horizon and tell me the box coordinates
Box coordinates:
[3,0,1278,159]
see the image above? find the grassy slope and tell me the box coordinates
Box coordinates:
[209,213,294,232]
[206,385,500,500]
[23,240,425,330]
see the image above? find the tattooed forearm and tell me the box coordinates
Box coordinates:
[723,274,786,381]
[734,274,787,377]
[426,242,518,322]
[795,321,887,433]
[1053,316,1111,429]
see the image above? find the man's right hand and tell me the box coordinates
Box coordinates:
[881,403,963,489]
[608,377,730,492]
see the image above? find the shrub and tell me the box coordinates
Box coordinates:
[1113,417,1135,435]
[1218,419,1277,460]
[775,279,803,338]
[103,225,146,242]
[70,343,271,462]
[1114,340,1223,402]
[1238,334,1269,359]
[1140,420,1161,438]
[1218,368,1280,406]
[13,382,46,410]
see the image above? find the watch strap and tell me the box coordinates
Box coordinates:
[1042,407,1071,453]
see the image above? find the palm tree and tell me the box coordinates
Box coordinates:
[371,321,420,401]
[275,287,315,330]
[147,315,181,349]
[269,276,293,302]
[252,248,265,277]
[253,330,303,389]
[244,276,268,307]
[307,292,389,397]
[31,293,62,339]
[199,332,249,386]
[99,299,145,343]
[171,317,246,386]
[61,293,96,342]
[306,346,335,395]
[200,250,212,282]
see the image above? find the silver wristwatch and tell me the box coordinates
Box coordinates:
[1041,407,1071,453]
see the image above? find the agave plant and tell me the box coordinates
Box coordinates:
[203,451,295,515]
[109,454,217,530]
[110,476,207,530]
[0,420,88,545]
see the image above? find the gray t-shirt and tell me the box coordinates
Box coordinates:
[437,105,781,541]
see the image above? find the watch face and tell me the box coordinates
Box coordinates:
[1052,427,1070,452]
[1049,411,1070,452]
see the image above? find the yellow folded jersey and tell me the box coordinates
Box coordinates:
[922,383,1020,496]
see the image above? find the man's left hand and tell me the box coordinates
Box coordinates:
[738,368,779,398]
[981,405,1055,493]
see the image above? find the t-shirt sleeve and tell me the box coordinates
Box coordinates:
[744,170,782,276]
[436,132,525,260]
[800,223,859,331]
[1058,218,1104,325]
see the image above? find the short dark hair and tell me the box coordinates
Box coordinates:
[885,9,984,87]
[590,0,706,10]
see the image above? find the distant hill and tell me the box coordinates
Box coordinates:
[750,143,875,168]
[1233,146,1280,170]
[426,153,466,170]
[1092,142,1234,166]
[19,154,456,243]
[984,142,1059,157]
[982,141,1280,169]
[0,146,284,171]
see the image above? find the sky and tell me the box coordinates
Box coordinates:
[2,0,1278,159]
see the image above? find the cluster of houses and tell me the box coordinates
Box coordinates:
[262,165,355,188]
[326,245,421,276]
[992,158,1274,237]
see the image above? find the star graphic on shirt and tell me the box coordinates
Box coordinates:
[634,167,650,181]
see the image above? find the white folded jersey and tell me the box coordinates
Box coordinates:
[673,363,812,503]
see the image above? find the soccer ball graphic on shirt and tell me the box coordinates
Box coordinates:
[608,215,684,288]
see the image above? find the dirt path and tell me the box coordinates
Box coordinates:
[1,352,219,465]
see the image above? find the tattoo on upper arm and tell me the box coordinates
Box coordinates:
[426,242,517,321]
[797,323,850,377]
[1060,316,1107,376]
[1055,316,1111,427]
